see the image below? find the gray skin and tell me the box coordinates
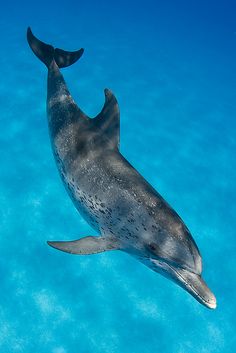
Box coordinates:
[27,28,216,309]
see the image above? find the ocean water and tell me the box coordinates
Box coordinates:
[1,0,236,352]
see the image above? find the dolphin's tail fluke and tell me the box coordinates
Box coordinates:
[27,27,84,69]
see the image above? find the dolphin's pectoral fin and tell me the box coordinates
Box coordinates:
[47,235,120,255]
[93,89,120,149]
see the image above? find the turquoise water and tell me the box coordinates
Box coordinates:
[1,1,236,352]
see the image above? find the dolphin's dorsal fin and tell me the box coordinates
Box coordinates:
[92,89,120,149]
[47,235,120,255]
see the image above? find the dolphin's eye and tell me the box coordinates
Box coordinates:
[148,243,157,252]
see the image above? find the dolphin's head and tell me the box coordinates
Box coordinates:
[136,220,216,309]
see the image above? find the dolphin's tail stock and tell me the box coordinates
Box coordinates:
[27,27,84,69]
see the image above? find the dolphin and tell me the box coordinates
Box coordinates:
[27,28,216,309]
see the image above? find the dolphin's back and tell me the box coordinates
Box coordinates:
[61,142,201,275]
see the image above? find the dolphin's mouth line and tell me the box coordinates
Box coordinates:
[170,266,205,302]
[151,258,216,308]
[168,264,216,309]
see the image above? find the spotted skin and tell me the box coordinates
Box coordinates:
[27,28,216,309]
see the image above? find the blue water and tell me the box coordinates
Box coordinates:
[1,1,236,352]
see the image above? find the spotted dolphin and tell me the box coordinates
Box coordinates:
[27,28,216,309]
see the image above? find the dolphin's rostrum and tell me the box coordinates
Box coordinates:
[27,28,216,309]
